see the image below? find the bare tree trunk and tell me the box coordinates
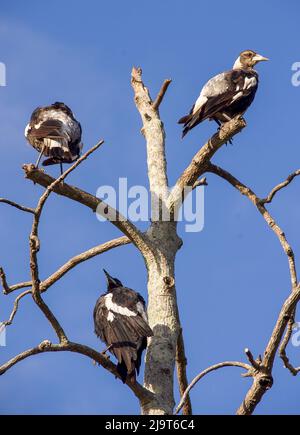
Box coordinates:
[131,67,184,414]
[142,222,182,414]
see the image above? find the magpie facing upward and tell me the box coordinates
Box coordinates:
[178,50,269,138]
[25,102,83,173]
[93,270,153,383]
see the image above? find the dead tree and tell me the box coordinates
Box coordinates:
[0,68,300,415]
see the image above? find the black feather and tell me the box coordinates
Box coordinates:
[93,284,153,383]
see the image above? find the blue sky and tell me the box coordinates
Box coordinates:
[0,0,300,415]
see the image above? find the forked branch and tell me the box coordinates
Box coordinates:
[167,116,247,214]
[175,361,250,415]
[206,162,299,414]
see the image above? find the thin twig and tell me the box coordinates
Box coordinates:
[34,140,105,225]
[176,329,192,415]
[0,198,35,214]
[28,142,105,344]
[152,79,172,111]
[192,177,208,190]
[236,283,300,415]
[174,361,250,415]
[245,348,261,370]
[2,237,131,295]
[40,236,130,292]
[3,290,31,327]
[207,163,298,290]
[0,267,31,295]
[206,163,300,415]
[261,169,300,204]
[279,313,300,375]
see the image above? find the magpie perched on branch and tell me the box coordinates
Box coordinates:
[25,102,83,174]
[178,50,269,138]
[93,270,153,383]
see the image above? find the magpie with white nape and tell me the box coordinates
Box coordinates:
[178,50,269,138]
[25,102,83,174]
[93,269,153,383]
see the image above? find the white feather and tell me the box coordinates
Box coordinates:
[231,91,244,102]
[192,71,231,114]
[107,311,115,322]
[105,293,136,317]
[24,124,30,137]
[192,95,208,114]
[244,76,257,90]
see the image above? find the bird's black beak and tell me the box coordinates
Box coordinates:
[103,269,116,288]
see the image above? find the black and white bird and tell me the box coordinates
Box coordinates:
[178,50,269,138]
[25,102,83,173]
[93,270,153,383]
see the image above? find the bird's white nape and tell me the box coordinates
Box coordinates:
[233,56,243,70]
[104,293,137,317]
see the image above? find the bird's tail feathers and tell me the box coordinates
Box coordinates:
[178,113,193,125]
[112,342,137,384]
[117,360,132,384]
[42,139,77,166]
[179,108,205,138]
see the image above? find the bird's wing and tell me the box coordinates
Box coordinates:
[94,290,153,382]
[179,70,258,136]
[94,291,153,348]
[195,70,257,113]
[26,119,67,140]
[109,289,153,337]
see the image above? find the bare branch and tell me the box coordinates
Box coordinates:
[3,290,31,327]
[168,116,246,214]
[131,67,169,200]
[244,348,261,371]
[192,177,208,190]
[0,340,155,405]
[41,236,130,292]
[176,329,192,415]
[174,361,250,415]
[153,79,172,111]
[0,267,31,294]
[207,163,298,290]
[0,141,157,407]
[34,140,105,226]
[279,314,300,376]
[2,237,131,295]
[261,169,300,204]
[28,143,106,344]
[23,165,151,256]
[205,163,300,414]
[0,198,35,214]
